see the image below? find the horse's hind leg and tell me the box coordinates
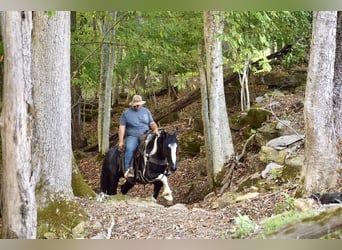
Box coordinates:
[107,175,119,195]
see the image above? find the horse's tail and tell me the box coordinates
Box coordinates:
[100,146,122,195]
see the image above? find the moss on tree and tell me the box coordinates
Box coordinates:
[37,198,89,239]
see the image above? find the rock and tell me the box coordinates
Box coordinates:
[244,108,272,129]
[261,162,284,178]
[293,198,315,212]
[259,146,288,164]
[276,120,294,136]
[266,134,304,150]
[237,172,262,192]
[212,192,239,209]
[255,96,265,103]
[255,123,279,146]
[285,154,304,170]
[235,192,260,202]
[168,203,188,211]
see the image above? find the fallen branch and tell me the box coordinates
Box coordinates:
[219,133,256,194]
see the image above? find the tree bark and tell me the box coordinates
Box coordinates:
[98,11,117,155]
[1,11,38,239]
[333,11,342,159]
[203,11,235,185]
[31,11,73,207]
[302,11,340,193]
[71,11,86,150]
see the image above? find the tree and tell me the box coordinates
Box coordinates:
[31,11,73,207]
[98,11,117,155]
[302,11,340,193]
[333,12,342,157]
[1,11,38,239]
[200,11,235,187]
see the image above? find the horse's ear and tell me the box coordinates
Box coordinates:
[174,127,179,136]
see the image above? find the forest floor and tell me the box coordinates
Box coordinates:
[76,86,341,239]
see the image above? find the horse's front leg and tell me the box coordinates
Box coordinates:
[156,174,173,201]
[151,181,163,201]
[121,181,135,195]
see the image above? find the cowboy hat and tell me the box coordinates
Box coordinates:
[129,94,146,106]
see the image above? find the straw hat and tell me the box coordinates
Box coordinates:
[129,94,146,106]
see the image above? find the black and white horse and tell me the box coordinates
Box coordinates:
[99,129,179,202]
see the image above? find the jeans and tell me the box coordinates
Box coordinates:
[124,135,140,171]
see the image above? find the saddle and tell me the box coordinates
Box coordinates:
[120,133,157,183]
[133,133,157,182]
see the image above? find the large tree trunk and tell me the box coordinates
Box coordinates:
[31,11,73,207]
[333,11,342,160]
[302,11,340,193]
[1,11,38,239]
[203,11,235,186]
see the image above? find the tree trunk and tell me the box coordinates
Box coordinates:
[203,11,235,185]
[1,11,38,239]
[302,11,339,193]
[98,11,117,155]
[31,11,73,207]
[333,11,342,160]
[71,11,86,150]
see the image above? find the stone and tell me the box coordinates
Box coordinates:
[259,146,288,164]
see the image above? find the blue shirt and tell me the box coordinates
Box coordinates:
[119,107,154,137]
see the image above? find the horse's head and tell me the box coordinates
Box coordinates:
[160,128,179,172]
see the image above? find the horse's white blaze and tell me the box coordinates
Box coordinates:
[156,174,173,201]
[168,143,178,165]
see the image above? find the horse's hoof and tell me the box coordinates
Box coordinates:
[150,196,157,202]
[96,192,106,202]
[163,194,173,202]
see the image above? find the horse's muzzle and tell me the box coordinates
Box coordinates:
[170,162,178,172]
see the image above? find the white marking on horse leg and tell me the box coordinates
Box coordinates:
[156,174,173,201]
[168,143,178,165]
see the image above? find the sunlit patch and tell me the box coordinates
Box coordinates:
[168,142,178,165]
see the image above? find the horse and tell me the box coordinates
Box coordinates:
[99,128,179,202]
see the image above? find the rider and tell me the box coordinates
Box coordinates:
[118,94,159,178]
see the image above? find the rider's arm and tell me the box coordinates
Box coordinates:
[118,125,126,150]
[150,121,159,134]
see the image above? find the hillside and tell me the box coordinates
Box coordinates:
[75,79,341,239]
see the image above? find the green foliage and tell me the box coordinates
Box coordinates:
[222,11,312,74]
[233,213,257,238]
[269,168,283,180]
[70,11,312,101]
[274,192,296,214]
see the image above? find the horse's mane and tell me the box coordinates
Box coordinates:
[145,133,158,154]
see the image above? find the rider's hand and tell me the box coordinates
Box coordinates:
[118,141,125,151]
